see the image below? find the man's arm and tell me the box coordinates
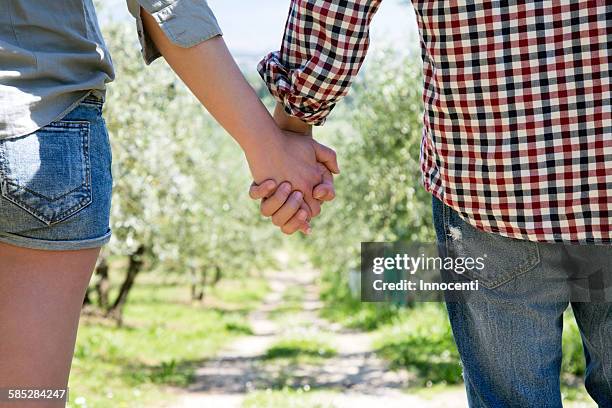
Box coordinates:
[258,0,383,126]
[250,0,382,234]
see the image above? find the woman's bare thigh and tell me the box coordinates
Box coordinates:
[0,242,99,408]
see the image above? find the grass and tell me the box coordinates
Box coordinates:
[282,285,306,304]
[243,388,337,408]
[264,337,337,362]
[259,336,338,390]
[319,293,400,331]
[319,278,400,331]
[373,303,462,386]
[561,311,586,377]
[67,274,268,408]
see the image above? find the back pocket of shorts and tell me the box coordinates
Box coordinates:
[0,121,92,225]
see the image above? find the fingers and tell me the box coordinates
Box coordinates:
[304,195,321,218]
[298,202,312,234]
[313,166,336,202]
[302,163,325,217]
[249,179,277,200]
[313,141,340,174]
[253,181,310,235]
[260,182,292,217]
[281,208,311,235]
[271,190,304,227]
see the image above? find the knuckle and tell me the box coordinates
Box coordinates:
[323,188,335,199]
[262,186,273,197]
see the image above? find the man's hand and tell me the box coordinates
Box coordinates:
[249,104,338,235]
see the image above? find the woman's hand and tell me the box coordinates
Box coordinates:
[250,181,312,234]
[245,129,339,224]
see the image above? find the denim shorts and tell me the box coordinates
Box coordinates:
[0,95,112,250]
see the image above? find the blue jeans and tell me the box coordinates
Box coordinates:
[433,197,612,408]
[0,95,112,250]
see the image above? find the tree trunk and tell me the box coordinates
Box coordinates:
[198,267,209,300]
[107,245,145,324]
[95,257,110,309]
[190,281,199,301]
[194,287,204,301]
[212,265,222,286]
[190,268,206,301]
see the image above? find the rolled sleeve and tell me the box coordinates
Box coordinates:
[258,0,381,126]
[127,0,223,65]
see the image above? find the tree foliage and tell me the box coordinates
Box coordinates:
[308,55,434,272]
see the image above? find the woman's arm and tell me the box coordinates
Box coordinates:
[140,9,339,223]
[141,10,272,159]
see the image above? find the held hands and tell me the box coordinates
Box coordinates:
[247,105,338,235]
[137,14,334,235]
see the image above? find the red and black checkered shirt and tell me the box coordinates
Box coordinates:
[258,0,611,244]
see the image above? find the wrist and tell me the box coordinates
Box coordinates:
[274,103,312,135]
[241,126,284,169]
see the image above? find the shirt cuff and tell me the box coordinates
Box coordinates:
[127,0,223,65]
[258,51,335,126]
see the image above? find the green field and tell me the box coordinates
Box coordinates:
[68,275,269,408]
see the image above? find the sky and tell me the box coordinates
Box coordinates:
[99,0,420,63]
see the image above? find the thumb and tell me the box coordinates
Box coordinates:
[313,167,335,201]
[313,141,340,174]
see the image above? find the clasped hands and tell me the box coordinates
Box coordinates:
[247,104,338,235]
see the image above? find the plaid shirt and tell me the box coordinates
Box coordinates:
[258,0,611,245]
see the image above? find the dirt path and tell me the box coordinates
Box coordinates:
[167,267,467,408]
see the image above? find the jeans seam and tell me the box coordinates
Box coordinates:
[595,310,612,400]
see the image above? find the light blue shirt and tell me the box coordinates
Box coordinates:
[0,0,222,139]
